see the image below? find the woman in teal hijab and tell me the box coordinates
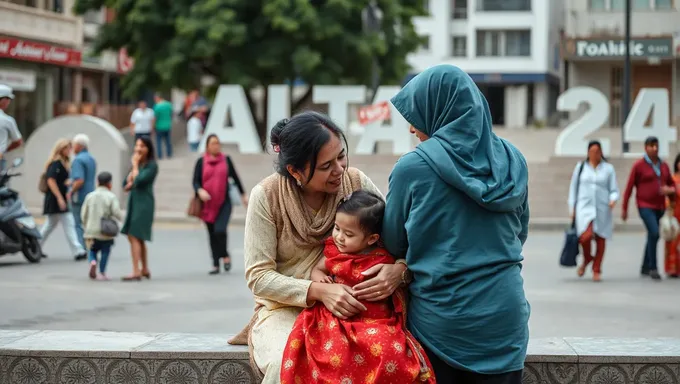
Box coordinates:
[383,64,530,383]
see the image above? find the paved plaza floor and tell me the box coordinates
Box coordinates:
[1,226,679,338]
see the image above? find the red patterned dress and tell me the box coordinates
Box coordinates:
[280,238,435,384]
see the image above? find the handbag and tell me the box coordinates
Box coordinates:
[660,206,680,242]
[229,178,241,206]
[560,161,586,267]
[187,195,203,218]
[38,172,48,193]
[100,201,119,237]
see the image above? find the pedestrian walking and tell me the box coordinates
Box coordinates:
[153,94,174,159]
[568,140,619,282]
[130,100,155,142]
[121,136,158,281]
[39,139,87,261]
[69,134,97,251]
[622,136,676,280]
[187,107,203,153]
[81,172,123,280]
[0,85,23,172]
[192,134,247,274]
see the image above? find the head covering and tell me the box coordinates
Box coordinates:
[390,64,528,212]
[0,84,15,100]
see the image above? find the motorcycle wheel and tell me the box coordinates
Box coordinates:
[22,237,42,263]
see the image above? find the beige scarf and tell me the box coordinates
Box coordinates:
[228,167,363,378]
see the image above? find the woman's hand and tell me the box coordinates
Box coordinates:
[131,153,141,167]
[353,263,406,302]
[198,188,211,202]
[241,194,249,207]
[317,283,366,320]
[609,200,616,209]
[57,197,67,211]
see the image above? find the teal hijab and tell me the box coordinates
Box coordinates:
[390,64,528,213]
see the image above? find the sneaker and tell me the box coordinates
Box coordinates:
[641,268,650,276]
[88,261,97,280]
[75,253,87,261]
[649,270,662,280]
[97,274,110,281]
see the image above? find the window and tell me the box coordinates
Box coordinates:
[593,0,672,10]
[420,36,431,51]
[477,30,531,57]
[452,0,468,19]
[505,30,531,56]
[452,36,467,57]
[477,0,531,11]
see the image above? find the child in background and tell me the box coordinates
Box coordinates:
[280,190,435,384]
[187,107,203,152]
[81,172,123,280]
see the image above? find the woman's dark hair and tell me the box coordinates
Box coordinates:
[587,140,606,162]
[673,153,680,173]
[270,111,348,183]
[136,136,155,162]
[206,134,220,145]
[337,190,385,235]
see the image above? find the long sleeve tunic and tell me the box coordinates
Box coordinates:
[567,161,620,239]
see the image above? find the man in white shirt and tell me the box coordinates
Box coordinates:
[129,100,155,141]
[0,84,23,171]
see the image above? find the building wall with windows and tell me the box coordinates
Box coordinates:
[563,0,680,129]
[410,0,564,128]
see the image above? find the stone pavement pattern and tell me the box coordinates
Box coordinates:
[1,227,679,337]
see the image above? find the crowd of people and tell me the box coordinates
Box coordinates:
[568,136,680,282]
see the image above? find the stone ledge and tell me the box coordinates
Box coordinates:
[2,331,680,383]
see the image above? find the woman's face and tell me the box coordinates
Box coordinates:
[60,144,72,158]
[588,145,602,163]
[409,125,430,142]
[134,139,149,159]
[290,133,347,194]
[207,137,221,155]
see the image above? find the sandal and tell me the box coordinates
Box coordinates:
[122,275,142,281]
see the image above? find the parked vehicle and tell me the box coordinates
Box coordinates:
[0,157,42,263]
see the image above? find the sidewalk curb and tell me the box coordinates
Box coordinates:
[29,208,645,232]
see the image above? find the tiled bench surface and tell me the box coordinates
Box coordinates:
[2,331,680,383]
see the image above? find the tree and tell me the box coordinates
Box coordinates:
[74,0,425,144]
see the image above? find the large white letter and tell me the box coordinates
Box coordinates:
[313,86,366,131]
[355,86,412,155]
[202,85,262,154]
[554,86,611,157]
[623,88,677,158]
[265,85,290,150]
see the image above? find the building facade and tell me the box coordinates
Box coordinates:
[410,0,564,128]
[0,0,123,138]
[562,0,680,128]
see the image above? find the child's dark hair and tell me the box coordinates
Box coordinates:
[337,190,385,234]
[97,171,112,185]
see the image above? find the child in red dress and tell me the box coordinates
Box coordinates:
[281,190,435,384]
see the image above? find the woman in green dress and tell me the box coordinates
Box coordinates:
[121,136,158,281]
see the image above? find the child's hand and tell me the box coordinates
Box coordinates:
[317,275,334,284]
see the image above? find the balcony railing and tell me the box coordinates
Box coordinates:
[0,1,82,46]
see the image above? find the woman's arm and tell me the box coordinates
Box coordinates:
[567,162,581,216]
[244,185,316,307]
[192,158,203,193]
[132,162,158,188]
[608,165,620,204]
[227,156,246,195]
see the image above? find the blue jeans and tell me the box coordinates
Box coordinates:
[88,239,114,274]
[156,130,173,159]
[638,208,665,272]
[71,203,86,250]
[189,142,200,152]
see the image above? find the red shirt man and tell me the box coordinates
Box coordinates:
[621,136,675,279]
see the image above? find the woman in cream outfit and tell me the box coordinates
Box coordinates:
[232,111,407,382]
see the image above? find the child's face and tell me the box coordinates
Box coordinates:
[332,212,379,254]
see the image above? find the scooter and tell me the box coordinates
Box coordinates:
[0,157,42,263]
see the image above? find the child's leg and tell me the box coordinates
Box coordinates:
[99,241,113,275]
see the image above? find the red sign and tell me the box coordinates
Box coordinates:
[358,101,391,126]
[117,48,134,74]
[0,37,81,67]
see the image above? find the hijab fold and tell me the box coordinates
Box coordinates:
[390,64,528,213]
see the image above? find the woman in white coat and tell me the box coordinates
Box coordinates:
[568,140,620,282]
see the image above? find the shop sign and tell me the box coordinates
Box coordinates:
[563,38,673,60]
[0,69,36,91]
[358,101,390,126]
[0,37,81,66]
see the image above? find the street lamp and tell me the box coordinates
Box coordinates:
[362,1,383,104]
[621,0,632,154]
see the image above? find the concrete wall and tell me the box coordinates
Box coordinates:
[14,115,129,210]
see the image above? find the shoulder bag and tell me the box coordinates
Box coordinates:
[560,161,586,267]
[100,197,120,237]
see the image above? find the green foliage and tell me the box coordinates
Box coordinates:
[74,0,425,98]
